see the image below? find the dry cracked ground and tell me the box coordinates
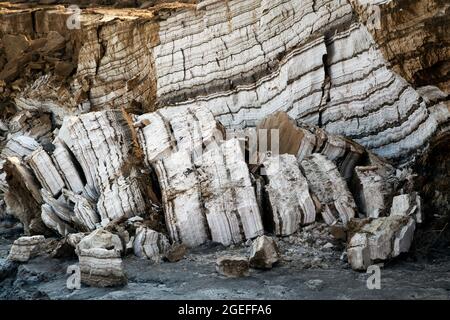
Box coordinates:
[0,0,449,300]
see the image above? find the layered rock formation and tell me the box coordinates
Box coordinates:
[0,0,449,284]
[75,229,127,287]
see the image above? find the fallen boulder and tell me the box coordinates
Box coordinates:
[164,243,188,263]
[75,229,127,287]
[301,154,356,226]
[249,235,281,269]
[7,235,46,262]
[391,192,423,223]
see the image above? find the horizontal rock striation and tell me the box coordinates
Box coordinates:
[151,0,449,162]
[7,235,46,262]
[1,0,447,163]
[75,229,127,287]
[0,0,449,284]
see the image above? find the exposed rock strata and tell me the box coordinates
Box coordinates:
[0,0,447,163]
[7,235,46,262]
[249,235,281,269]
[154,138,264,247]
[0,0,448,282]
[75,229,127,287]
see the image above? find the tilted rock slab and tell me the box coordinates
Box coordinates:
[133,226,170,262]
[27,147,66,197]
[155,138,264,247]
[300,154,356,226]
[52,139,85,194]
[3,157,46,235]
[135,104,225,164]
[256,112,365,179]
[59,110,149,222]
[263,154,316,236]
[1,136,40,160]
[350,165,395,218]
[390,193,424,224]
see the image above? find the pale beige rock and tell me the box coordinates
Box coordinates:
[59,111,149,221]
[155,138,263,247]
[52,139,85,194]
[7,236,46,262]
[64,190,100,232]
[136,105,225,164]
[27,147,66,197]
[41,203,75,237]
[133,227,170,262]
[76,229,126,287]
[390,193,423,223]
[1,136,40,159]
[347,233,371,271]
[351,166,394,218]
[347,216,416,270]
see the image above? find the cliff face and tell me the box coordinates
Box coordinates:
[0,0,449,281]
[1,0,448,161]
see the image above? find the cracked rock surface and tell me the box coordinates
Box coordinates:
[0,0,449,299]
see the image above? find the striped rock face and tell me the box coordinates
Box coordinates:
[0,0,448,162]
[0,0,448,280]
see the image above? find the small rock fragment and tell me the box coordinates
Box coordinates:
[164,243,188,262]
[323,242,334,249]
[67,232,86,248]
[249,235,280,269]
[7,235,46,262]
[347,216,416,270]
[330,224,347,241]
[216,256,249,277]
[305,279,324,291]
[76,229,126,287]
[390,193,423,223]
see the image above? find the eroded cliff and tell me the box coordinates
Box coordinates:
[0,0,449,292]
